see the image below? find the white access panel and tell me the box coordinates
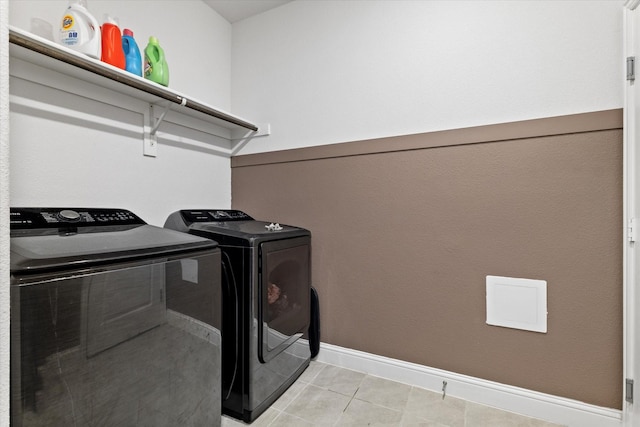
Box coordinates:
[486,275,547,333]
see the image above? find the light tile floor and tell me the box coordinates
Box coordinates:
[221,361,564,427]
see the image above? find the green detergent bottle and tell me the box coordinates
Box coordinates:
[144,36,169,86]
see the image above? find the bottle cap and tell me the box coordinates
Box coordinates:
[149,36,159,44]
[123,29,133,37]
[102,14,119,25]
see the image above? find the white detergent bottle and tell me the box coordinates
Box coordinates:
[59,0,101,59]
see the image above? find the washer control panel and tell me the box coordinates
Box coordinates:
[180,209,253,224]
[10,208,144,229]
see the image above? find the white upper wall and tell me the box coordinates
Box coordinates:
[231,0,624,155]
[8,0,234,226]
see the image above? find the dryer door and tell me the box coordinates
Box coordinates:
[258,236,310,363]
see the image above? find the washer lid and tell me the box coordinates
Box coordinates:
[10,208,218,274]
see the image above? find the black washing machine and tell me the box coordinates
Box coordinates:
[165,209,311,423]
[10,207,223,426]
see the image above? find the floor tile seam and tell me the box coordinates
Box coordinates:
[463,400,471,427]
[325,387,360,398]
[297,365,322,386]
[401,410,454,427]
[402,412,460,427]
[307,361,328,382]
[351,374,412,414]
[276,381,311,414]
[320,363,369,381]
[347,395,406,417]
[407,384,468,427]
[360,373,415,397]
[400,385,417,414]
[271,409,313,426]
[309,374,366,397]
[331,386,360,427]
[322,371,367,399]
[264,407,284,427]
[281,384,354,425]
[399,412,449,427]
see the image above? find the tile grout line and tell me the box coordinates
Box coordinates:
[268,409,312,427]
[343,386,360,412]
[335,373,409,426]
[352,374,412,414]
[330,385,360,427]
[277,362,330,425]
[265,407,283,427]
[276,381,311,416]
[397,386,416,427]
[331,368,367,426]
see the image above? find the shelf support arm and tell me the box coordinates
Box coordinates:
[150,99,186,136]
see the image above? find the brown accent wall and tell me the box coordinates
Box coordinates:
[231,109,623,409]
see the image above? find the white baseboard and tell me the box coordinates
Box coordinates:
[310,341,622,427]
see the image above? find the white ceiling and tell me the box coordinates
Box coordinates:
[202,0,292,23]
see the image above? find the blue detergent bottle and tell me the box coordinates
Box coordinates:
[122,29,142,76]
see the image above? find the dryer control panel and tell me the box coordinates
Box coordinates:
[180,209,253,224]
[10,208,145,229]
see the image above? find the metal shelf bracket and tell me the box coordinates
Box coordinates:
[150,98,187,136]
[144,102,172,157]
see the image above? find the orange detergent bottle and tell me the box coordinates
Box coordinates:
[101,15,125,69]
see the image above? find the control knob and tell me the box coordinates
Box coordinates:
[58,209,81,222]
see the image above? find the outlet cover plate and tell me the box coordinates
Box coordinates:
[486,275,547,333]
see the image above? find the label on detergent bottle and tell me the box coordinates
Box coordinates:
[144,60,153,78]
[60,14,79,46]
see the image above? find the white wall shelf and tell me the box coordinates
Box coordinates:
[9,26,264,156]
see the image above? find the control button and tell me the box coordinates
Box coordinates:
[212,211,229,219]
[58,209,81,222]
